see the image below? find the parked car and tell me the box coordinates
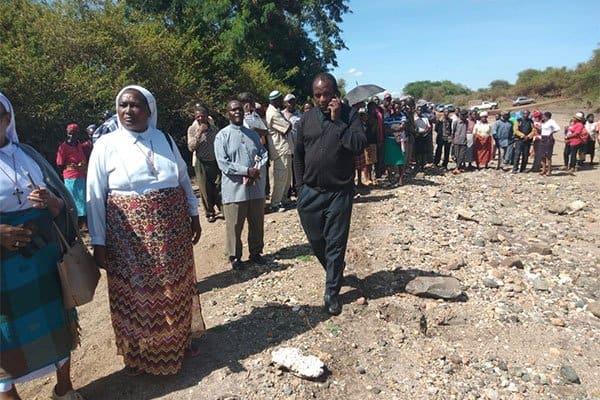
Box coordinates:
[512,96,536,106]
[445,104,456,112]
[435,104,445,112]
[469,101,498,111]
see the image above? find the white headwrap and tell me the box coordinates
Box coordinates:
[114,85,157,130]
[0,92,19,143]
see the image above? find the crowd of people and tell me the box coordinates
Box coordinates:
[351,94,599,188]
[1,74,598,399]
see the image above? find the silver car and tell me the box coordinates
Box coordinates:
[512,96,535,106]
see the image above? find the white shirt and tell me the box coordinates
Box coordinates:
[541,119,560,136]
[0,143,45,213]
[585,121,597,140]
[473,122,492,137]
[86,127,198,245]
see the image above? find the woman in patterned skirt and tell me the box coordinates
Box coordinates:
[86,85,205,376]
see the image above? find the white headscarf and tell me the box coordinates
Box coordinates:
[114,85,157,130]
[0,92,19,143]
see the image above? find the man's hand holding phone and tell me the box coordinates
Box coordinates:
[328,96,341,121]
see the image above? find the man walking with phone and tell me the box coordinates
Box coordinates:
[294,73,367,315]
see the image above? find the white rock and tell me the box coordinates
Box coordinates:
[566,200,586,214]
[271,347,325,379]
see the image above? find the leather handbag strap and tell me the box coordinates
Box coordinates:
[52,220,71,253]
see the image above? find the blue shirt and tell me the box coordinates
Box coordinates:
[214,124,268,204]
[493,120,514,147]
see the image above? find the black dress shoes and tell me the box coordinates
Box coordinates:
[323,294,342,316]
[249,254,267,265]
[230,257,245,270]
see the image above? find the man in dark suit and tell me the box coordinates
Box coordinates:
[294,73,367,315]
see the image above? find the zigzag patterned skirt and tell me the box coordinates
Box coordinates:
[105,187,205,375]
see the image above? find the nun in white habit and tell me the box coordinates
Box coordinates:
[86,85,205,376]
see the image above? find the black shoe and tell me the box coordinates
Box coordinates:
[207,214,216,223]
[323,294,342,316]
[230,257,245,270]
[249,254,267,265]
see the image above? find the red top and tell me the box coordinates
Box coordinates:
[56,141,91,179]
[566,122,587,147]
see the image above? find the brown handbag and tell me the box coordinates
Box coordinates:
[53,222,100,308]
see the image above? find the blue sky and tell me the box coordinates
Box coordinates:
[331,0,600,96]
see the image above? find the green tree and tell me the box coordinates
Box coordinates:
[489,79,511,90]
[124,0,351,98]
[568,46,600,104]
[403,80,471,100]
[0,0,299,158]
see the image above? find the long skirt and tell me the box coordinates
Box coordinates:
[354,152,366,170]
[105,187,205,375]
[474,135,493,166]
[585,137,596,156]
[540,136,554,159]
[384,137,405,166]
[64,177,86,217]
[364,144,378,166]
[0,208,78,391]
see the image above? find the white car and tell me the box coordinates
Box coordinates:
[469,101,498,111]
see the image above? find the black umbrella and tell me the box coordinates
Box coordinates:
[345,84,385,106]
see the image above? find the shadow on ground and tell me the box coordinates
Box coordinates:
[78,303,330,400]
[270,243,313,260]
[196,259,295,294]
[80,265,462,399]
[353,193,396,203]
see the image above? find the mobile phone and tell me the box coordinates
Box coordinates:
[21,167,40,190]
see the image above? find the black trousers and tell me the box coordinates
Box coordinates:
[414,137,429,167]
[297,184,353,297]
[434,141,451,167]
[427,134,434,163]
[196,159,222,216]
[512,140,531,172]
[568,143,584,168]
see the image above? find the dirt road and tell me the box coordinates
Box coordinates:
[17,108,600,400]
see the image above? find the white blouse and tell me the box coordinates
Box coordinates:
[473,122,492,137]
[0,143,45,213]
[86,127,199,245]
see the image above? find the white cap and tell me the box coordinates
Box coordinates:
[284,93,296,102]
[269,90,282,100]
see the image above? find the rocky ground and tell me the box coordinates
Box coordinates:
[19,139,600,399]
